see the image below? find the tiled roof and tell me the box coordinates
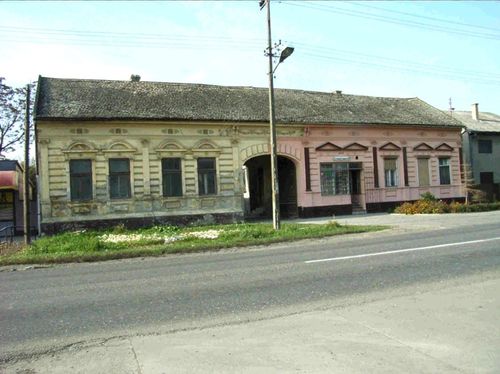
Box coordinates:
[35,77,461,127]
[452,111,500,133]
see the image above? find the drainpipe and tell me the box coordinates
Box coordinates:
[468,131,475,184]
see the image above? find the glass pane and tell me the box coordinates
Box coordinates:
[320,164,334,195]
[109,159,130,173]
[198,171,216,195]
[334,163,349,194]
[198,158,215,170]
[478,140,492,154]
[206,172,216,194]
[439,158,450,167]
[385,169,397,187]
[110,175,131,198]
[163,158,181,171]
[164,172,182,197]
[70,159,91,174]
[119,175,131,197]
[71,175,92,200]
[440,166,451,185]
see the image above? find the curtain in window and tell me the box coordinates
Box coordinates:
[70,159,92,201]
[384,158,397,187]
[198,158,216,195]
[439,158,451,185]
[417,158,430,187]
[162,158,182,197]
[320,163,349,195]
[109,159,131,199]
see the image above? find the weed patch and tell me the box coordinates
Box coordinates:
[0,222,386,265]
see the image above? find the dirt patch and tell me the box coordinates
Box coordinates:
[0,242,26,256]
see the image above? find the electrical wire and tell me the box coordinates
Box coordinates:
[347,1,500,33]
[1,24,498,86]
[280,1,500,41]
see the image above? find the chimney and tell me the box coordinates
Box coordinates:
[471,103,479,121]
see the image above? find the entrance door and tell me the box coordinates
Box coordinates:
[278,157,298,218]
[349,163,364,209]
[243,155,298,219]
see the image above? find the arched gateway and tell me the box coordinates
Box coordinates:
[243,155,298,219]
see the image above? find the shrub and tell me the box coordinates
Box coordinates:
[420,192,437,201]
[395,199,449,214]
[395,198,500,215]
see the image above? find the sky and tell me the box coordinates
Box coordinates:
[1,1,499,121]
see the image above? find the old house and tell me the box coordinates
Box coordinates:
[34,77,464,233]
[0,160,37,235]
[454,104,500,201]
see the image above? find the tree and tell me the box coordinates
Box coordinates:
[0,77,35,157]
[462,162,487,204]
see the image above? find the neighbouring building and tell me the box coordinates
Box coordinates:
[0,160,37,235]
[454,104,500,201]
[34,77,465,233]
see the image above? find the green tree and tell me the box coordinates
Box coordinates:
[0,77,35,157]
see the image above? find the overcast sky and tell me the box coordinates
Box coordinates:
[1,1,499,116]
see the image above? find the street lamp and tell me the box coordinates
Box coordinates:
[261,0,294,230]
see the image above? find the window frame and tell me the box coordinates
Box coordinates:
[320,162,350,196]
[197,157,217,196]
[384,157,398,188]
[162,158,183,197]
[479,171,494,184]
[438,157,451,185]
[109,158,131,199]
[478,139,492,154]
[69,159,93,201]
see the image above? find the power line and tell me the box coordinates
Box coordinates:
[288,41,500,81]
[280,1,500,41]
[348,1,500,34]
[1,24,498,86]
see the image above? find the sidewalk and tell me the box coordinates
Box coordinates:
[293,210,500,231]
[3,272,499,373]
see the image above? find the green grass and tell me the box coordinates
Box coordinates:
[0,222,387,265]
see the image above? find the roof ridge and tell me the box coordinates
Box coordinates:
[40,76,420,101]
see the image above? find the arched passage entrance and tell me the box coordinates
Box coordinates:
[243,155,298,219]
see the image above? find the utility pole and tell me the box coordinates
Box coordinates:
[24,84,31,245]
[260,0,293,229]
[264,0,281,230]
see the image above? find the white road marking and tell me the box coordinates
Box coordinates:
[305,236,500,264]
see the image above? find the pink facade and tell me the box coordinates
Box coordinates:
[276,125,464,216]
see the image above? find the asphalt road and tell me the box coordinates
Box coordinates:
[1,217,499,361]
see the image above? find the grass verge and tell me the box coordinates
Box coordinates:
[0,222,387,266]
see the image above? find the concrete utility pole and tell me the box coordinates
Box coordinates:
[24,84,31,245]
[261,0,294,230]
[264,0,281,230]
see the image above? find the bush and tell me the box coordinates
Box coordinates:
[395,199,449,214]
[420,192,438,201]
[395,198,500,215]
